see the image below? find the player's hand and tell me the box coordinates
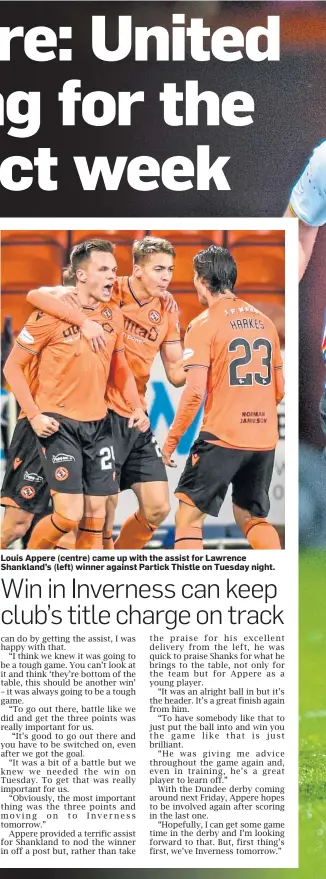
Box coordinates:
[162,446,177,468]
[128,409,150,433]
[30,413,60,437]
[164,293,179,313]
[81,319,106,353]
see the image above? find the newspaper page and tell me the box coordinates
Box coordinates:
[0,217,297,869]
[3,0,325,875]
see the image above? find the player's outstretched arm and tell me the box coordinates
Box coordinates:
[3,346,59,437]
[109,351,150,433]
[284,207,319,282]
[162,366,207,466]
[160,341,185,387]
[27,286,85,325]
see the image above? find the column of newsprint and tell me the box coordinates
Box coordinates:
[0,549,297,868]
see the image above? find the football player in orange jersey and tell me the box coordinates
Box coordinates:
[2,240,148,549]
[26,236,185,550]
[1,289,109,549]
[105,237,184,549]
[162,245,284,550]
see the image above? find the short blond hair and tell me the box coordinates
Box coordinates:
[133,236,175,265]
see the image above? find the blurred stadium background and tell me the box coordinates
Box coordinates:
[1,228,285,549]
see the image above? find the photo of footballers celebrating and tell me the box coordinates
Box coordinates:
[1,228,285,550]
[1,239,149,550]
[20,236,184,551]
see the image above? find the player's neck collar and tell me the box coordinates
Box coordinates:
[210,293,237,307]
[128,277,154,307]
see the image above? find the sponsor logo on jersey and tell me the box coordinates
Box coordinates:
[19,328,35,344]
[55,466,69,481]
[24,471,43,483]
[183,348,194,360]
[123,316,158,343]
[52,454,75,464]
[103,308,112,319]
[13,457,22,470]
[20,485,36,499]
[191,453,200,467]
[149,310,161,324]
[63,325,80,343]
[225,306,258,316]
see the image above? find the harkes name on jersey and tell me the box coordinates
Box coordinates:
[230,317,265,331]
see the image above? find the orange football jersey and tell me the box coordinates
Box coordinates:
[183,297,283,450]
[15,303,124,421]
[106,276,181,416]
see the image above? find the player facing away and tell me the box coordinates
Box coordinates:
[2,240,148,549]
[26,237,185,551]
[284,140,326,443]
[162,246,284,550]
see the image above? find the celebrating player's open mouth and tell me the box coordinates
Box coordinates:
[102,283,113,298]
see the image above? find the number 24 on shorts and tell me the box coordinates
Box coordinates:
[100,446,115,470]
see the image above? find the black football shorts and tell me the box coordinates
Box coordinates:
[39,413,118,496]
[105,409,167,491]
[175,433,275,518]
[1,417,50,514]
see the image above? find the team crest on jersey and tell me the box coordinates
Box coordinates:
[103,308,112,319]
[20,485,36,499]
[149,310,161,324]
[55,466,69,481]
